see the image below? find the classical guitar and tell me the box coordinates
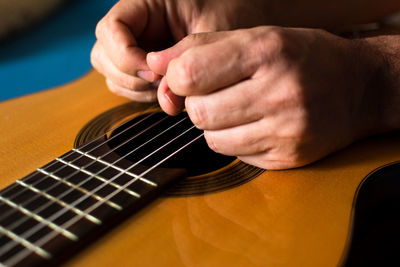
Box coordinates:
[1,70,400,267]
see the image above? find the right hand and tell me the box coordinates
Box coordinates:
[91,0,270,102]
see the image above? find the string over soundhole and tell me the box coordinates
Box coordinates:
[75,103,264,196]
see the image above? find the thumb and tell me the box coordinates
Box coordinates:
[146,46,183,76]
[147,32,224,75]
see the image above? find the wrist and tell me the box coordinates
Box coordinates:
[354,34,400,138]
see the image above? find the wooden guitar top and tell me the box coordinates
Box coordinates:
[1,70,400,266]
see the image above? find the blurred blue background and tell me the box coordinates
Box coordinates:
[0,0,116,102]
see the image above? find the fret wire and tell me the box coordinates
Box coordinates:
[0,179,100,255]
[33,129,203,253]
[54,158,141,198]
[0,163,125,264]
[0,113,162,230]
[37,168,122,210]
[0,111,178,217]
[0,164,119,257]
[84,130,204,215]
[0,108,159,266]
[0,110,157,209]
[72,115,188,186]
[16,180,101,225]
[70,152,155,187]
[0,151,76,197]
[3,113,195,265]
[2,153,137,233]
[6,126,201,266]
[0,226,51,260]
[64,125,198,223]
[0,112,163,212]
[0,196,78,241]
[0,166,112,260]
[0,167,122,262]
[76,132,204,223]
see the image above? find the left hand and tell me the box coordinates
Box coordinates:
[147,26,383,169]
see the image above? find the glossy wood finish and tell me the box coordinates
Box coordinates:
[1,70,400,266]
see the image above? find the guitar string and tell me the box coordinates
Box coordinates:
[0,115,196,258]
[0,105,158,197]
[0,108,169,216]
[0,115,188,240]
[0,110,178,247]
[6,130,204,267]
[0,110,166,228]
[0,113,171,220]
[0,119,195,259]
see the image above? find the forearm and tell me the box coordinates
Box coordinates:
[266,0,400,29]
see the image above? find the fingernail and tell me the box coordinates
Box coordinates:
[165,89,184,113]
[165,89,177,108]
[147,52,157,61]
[137,70,155,82]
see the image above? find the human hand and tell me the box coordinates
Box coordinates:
[147,26,383,169]
[91,0,270,102]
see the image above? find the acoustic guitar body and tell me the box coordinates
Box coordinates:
[1,71,400,266]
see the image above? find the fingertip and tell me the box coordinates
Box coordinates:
[146,52,158,64]
[147,51,166,75]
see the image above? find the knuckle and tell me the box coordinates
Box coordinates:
[252,26,291,64]
[169,56,197,94]
[267,27,286,47]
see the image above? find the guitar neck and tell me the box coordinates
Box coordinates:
[0,146,187,266]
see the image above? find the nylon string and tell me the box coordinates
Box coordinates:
[0,110,202,264]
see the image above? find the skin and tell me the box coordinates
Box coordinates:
[91,0,400,169]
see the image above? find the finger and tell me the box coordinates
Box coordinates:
[92,41,157,91]
[165,30,260,96]
[204,119,274,157]
[106,79,157,102]
[157,76,185,115]
[95,1,158,81]
[147,32,228,75]
[184,78,265,130]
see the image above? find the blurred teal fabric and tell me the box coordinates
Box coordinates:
[0,0,116,101]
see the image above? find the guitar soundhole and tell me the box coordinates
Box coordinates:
[107,112,236,176]
[75,103,264,196]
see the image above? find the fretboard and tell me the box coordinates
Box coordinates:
[0,111,202,266]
